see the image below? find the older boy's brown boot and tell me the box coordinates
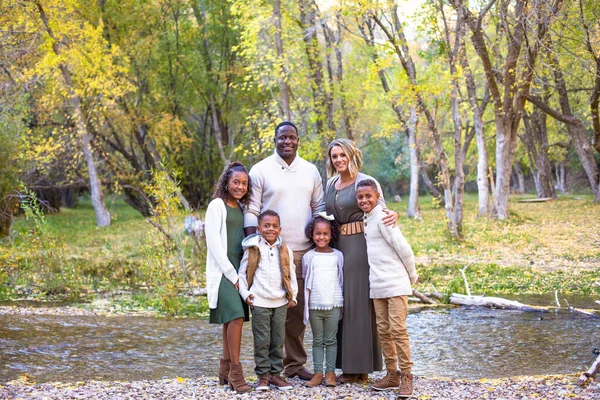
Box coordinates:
[372,369,400,391]
[305,372,323,387]
[218,358,230,385]
[399,372,414,397]
[325,372,337,387]
[227,363,251,393]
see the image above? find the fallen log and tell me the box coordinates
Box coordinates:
[578,352,600,386]
[517,197,554,203]
[564,299,599,318]
[412,289,437,304]
[450,294,548,312]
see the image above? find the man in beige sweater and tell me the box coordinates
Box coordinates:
[244,121,325,380]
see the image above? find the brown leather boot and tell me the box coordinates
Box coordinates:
[325,371,336,387]
[399,372,414,397]
[218,358,230,385]
[305,372,323,387]
[372,369,400,391]
[357,373,369,383]
[228,362,251,393]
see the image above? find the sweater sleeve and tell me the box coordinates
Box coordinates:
[244,165,262,228]
[205,200,238,284]
[336,249,344,290]
[302,251,313,325]
[289,247,299,303]
[378,221,418,284]
[237,249,252,302]
[311,166,326,217]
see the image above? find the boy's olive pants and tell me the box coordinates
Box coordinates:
[251,304,287,376]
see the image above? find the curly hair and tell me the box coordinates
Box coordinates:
[212,161,252,208]
[305,216,340,245]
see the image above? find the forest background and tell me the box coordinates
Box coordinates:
[1,0,599,314]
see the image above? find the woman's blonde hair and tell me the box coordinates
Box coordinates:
[326,138,363,178]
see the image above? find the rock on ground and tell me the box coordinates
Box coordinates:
[1,374,598,400]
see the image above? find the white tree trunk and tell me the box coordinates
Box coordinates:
[406,106,420,218]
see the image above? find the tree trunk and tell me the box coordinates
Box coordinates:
[522,109,556,198]
[298,0,334,140]
[512,163,526,194]
[451,0,563,218]
[273,0,291,120]
[322,12,353,139]
[357,19,422,217]
[555,161,568,194]
[406,106,420,218]
[35,0,110,227]
[460,49,490,216]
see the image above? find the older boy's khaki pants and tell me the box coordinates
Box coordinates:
[373,295,413,373]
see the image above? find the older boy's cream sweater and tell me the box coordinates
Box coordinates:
[364,204,418,299]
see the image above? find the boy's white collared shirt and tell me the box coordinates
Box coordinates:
[238,234,298,308]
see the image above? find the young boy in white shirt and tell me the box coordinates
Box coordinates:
[356,179,419,396]
[238,210,298,391]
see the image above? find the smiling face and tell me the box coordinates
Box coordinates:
[274,125,299,164]
[356,185,380,213]
[257,215,281,244]
[226,171,248,202]
[329,145,349,174]
[312,220,332,251]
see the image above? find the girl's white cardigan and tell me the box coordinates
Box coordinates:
[205,198,241,309]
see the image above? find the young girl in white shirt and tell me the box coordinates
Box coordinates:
[205,161,252,393]
[302,214,344,387]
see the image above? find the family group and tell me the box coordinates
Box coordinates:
[204,122,419,396]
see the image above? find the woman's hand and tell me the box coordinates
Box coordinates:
[287,300,297,308]
[234,280,239,290]
[382,208,399,227]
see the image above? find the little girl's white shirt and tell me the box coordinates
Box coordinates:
[301,248,344,325]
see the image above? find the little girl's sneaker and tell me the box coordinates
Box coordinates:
[256,374,270,391]
[270,375,293,390]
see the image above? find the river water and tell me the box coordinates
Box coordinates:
[1,298,598,383]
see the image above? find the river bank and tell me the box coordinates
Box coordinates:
[2,373,599,399]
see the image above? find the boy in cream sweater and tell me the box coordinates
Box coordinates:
[356,179,419,396]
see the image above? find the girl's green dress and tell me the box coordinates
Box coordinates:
[209,204,250,324]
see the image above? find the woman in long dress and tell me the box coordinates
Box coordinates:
[324,139,399,383]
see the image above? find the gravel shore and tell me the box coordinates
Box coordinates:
[2,374,599,399]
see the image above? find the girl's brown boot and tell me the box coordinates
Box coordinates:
[228,363,252,393]
[218,358,230,385]
[306,372,323,387]
[325,371,337,387]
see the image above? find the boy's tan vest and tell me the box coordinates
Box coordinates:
[246,242,294,301]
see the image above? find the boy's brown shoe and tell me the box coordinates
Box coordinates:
[255,374,270,391]
[399,373,414,396]
[372,369,400,391]
[270,374,293,390]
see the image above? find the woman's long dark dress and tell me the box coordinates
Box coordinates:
[325,180,382,374]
